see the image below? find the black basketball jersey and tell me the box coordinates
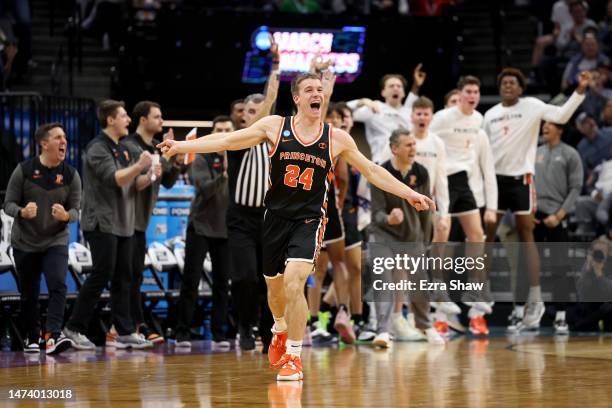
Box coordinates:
[265,116,334,220]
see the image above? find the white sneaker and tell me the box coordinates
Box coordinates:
[430,288,461,315]
[522,302,545,329]
[461,291,493,314]
[373,332,391,348]
[311,323,336,345]
[431,301,461,315]
[507,309,523,333]
[109,333,154,349]
[392,314,425,341]
[554,318,569,335]
[357,328,376,342]
[23,338,41,353]
[464,301,493,315]
[425,328,445,345]
[63,328,95,350]
[212,340,232,349]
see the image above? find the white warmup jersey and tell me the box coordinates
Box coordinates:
[348,93,417,164]
[482,92,585,176]
[415,131,449,216]
[468,129,498,210]
[430,106,483,176]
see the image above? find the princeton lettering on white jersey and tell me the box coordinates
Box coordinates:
[430,106,483,176]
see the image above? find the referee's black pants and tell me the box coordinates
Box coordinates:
[227,205,273,347]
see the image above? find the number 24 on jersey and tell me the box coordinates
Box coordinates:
[284,165,314,191]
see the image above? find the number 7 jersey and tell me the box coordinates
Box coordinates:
[265,116,334,220]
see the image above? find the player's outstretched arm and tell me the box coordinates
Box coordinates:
[542,71,590,124]
[158,116,281,157]
[333,129,435,212]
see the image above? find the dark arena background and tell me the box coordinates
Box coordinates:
[0,0,612,406]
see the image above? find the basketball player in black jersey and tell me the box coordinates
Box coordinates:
[158,72,434,381]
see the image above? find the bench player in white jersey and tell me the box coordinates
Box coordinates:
[441,89,499,335]
[347,64,426,164]
[482,68,590,331]
[430,76,497,335]
[158,72,434,381]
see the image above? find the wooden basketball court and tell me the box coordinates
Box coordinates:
[1,333,611,407]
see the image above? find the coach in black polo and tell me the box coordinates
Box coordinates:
[63,100,153,350]
[3,123,81,354]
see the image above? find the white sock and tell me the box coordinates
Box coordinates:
[528,286,542,303]
[286,340,302,357]
[468,307,483,319]
[515,305,525,319]
[555,310,566,321]
[434,311,447,323]
[273,317,287,332]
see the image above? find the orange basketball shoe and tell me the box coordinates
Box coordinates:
[276,354,304,381]
[469,315,490,336]
[434,320,449,337]
[268,330,288,368]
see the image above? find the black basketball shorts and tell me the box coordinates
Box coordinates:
[448,171,478,216]
[342,206,362,250]
[262,210,326,278]
[496,174,534,215]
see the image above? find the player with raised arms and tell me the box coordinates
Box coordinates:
[158,72,434,381]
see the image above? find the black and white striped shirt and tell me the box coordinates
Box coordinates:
[227,143,269,208]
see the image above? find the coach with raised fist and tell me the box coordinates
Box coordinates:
[3,123,81,355]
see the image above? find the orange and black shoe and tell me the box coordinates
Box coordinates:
[138,324,164,344]
[268,329,288,368]
[44,331,71,355]
[469,315,490,336]
[276,354,304,381]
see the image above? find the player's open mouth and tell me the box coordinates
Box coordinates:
[310,102,321,112]
[59,147,66,154]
